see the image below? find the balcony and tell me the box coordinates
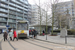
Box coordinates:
[8,20,16,23]
[16,10,23,13]
[0,20,7,22]
[0,4,8,9]
[0,9,8,13]
[9,16,16,19]
[9,3,16,7]
[0,14,7,17]
[24,9,28,11]
[9,11,16,15]
[17,17,23,20]
[24,15,28,17]
[9,7,16,11]
[9,2,24,10]
[11,0,29,9]
[11,0,23,7]
[0,0,8,4]
[24,11,28,13]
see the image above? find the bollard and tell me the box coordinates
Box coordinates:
[65,36,67,44]
[46,33,47,40]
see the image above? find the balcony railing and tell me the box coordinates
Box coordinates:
[0,4,8,8]
[0,9,8,13]
[0,14,7,17]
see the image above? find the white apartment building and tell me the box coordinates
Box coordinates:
[31,5,47,25]
[52,1,73,29]
[30,5,52,33]
[70,0,75,29]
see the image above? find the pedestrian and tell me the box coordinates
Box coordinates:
[42,30,45,36]
[13,29,18,41]
[3,31,8,41]
[31,29,34,38]
[29,30,31,35]
[34,29,37,39]
[9,29,13,41]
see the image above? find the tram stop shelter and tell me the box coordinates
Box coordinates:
[30,24,52,34]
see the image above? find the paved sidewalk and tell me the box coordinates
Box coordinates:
[1,40,13,50]
[36,35,75,46]
[0,34,3,40]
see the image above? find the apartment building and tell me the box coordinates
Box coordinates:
[70,0,75,29]
[0,0,31,32]
[52,1,72,29]
[31,5,47,25]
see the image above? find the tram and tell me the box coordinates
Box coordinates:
[16,20,29,38]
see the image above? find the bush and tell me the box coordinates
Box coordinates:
[52,29,75,35]
[67,29,75,35]
[51,29,60,33]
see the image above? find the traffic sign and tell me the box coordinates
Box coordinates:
[6,25,10,27]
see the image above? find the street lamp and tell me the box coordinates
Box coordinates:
[6,0,10,33]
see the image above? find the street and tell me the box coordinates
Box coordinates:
[1,38,75,50]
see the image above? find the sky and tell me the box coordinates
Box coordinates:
[28,0,72,5]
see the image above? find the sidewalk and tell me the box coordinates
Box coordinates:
[2,40,13,50]
[0,34,13,50]
[36,35,75,46]
[0,34,3,40]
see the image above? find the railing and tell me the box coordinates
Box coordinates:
[0,9,8,12]
[0,14,7,17]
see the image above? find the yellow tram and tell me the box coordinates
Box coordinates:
[16,20,29,38]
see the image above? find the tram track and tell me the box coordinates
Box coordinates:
[29,38,71,47]
[23,39,53,50]
[23,38,74,50]
[7,38,17,50]
[1,38,17,50]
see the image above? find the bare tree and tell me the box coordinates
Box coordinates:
[51,0,60,35]
[32,0,59,35]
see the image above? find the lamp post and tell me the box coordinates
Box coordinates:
[46,11,48,40]
[7,0,10,33]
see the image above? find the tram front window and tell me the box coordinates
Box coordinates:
[17,22,28,30]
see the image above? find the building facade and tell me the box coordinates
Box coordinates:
[52,1,73,29]
[30,5,52,33]
[70,0,75,29]
[0,0,31,32]
[31,5,48,25]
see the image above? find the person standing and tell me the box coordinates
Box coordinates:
[43,30,45,36]
[34,29,37,39]
[9,29,13,41]
[31,29,34,38]
[3,31,8,41]
[13,29,18,41]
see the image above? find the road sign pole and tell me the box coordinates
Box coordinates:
[6,25,9,33]
[7,27,8,33]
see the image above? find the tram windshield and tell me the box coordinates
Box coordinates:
[17,22,28,30]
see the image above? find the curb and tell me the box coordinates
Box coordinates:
[35,38,75,47]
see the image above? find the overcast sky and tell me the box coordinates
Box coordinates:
[28,0,72,5]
